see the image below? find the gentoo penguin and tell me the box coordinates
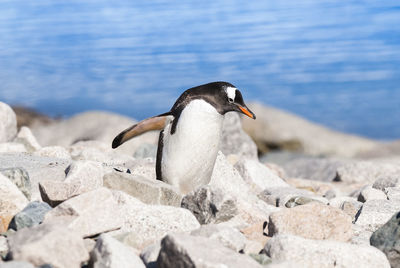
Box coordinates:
[112,81,255,193]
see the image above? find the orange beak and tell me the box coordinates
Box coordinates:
[239,106,256,119]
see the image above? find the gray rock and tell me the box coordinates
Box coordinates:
[242,102,377,157]
[370,211,400,268]
[373,176,400,191]
[340,200,363,222]
[0,168,31,200]
[157,233,262,268]
[358,186,387,202]
[104,171,182,206]
[44,187,123,237]
[258,187,327,207]
[140,243,161,268]
[191,224,247,252]
[110,190,200,250]
[33,146,71,159]
[0,174,28,232]
[13,127,41,152]
[355,199,400,232]
[265,234,390,268]
[336,161,400,184]
[385,187,400,201]
[234,159,288,192]
[282,157,347,182]
[249,254,272,265]
[7,223,89,268]
[90,234,145,268]
[181,186,237,224]
[0,153,71,201]
[8,201,51,230]
[133,143,157,159]
[0,261,35,268]
[0,235,8,258]
[220,113,258,160]
[268,202,353,242]
[0,102,17,143]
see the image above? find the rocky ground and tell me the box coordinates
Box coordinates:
[0,101,399,268]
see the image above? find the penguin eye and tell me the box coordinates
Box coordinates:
[228,97,234,103]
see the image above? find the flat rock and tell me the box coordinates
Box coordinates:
[220,113,258,160]
[8,201,51,231]
[181,185,237,224]
[336,161,400,184]
[268,202,353,241]
[0,174,29,232]
[0,167,31,200]
[370,211,400,268]
[0,102,17,143]
[242,102,377,157]
[110,191,200,250]
[157,233,262,268]
[190,224,247,252]
[44,187,122,237]
[234,159,288,192]
[358,186,387,202]
[90,234,145,268]
[104,171,181,206]
[33,146,71,159]
[265,234,390,268]
[13,127,41,153]
[355,199,400,232]
[7,223,88,268]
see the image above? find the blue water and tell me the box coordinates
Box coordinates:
[0,1,399,140]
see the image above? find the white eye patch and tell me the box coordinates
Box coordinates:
[226,86,236,102]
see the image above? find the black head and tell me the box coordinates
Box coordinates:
[171,81,256,119]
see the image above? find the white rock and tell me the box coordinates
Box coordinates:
[0,143,27,153]
[0,174,29,232]
[336,161,400,184]
[385,187,400,201]
[0,102,17,143]
[234,159,288,192]
[0,235,8,255]
[140,243,161,268]
[90,234,145,268]
[64,160,104,193]
[14,126,41,152]
[265,234,390,268]
[259,187,327,207]
[358,186,387,202]
[44,187,123,237]
[7,223,89,268]
[34,146,71,159]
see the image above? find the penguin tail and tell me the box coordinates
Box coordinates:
[112,112,172,149]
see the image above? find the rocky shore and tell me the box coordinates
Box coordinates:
[0,101,399,268]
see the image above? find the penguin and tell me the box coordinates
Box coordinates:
[112,81,255,194]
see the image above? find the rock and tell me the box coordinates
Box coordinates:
[0,174,29,232]
[370,211,400,268]
[104,171,181,206]
[249,254,272,265]
[0,143,26,153]
[140,243,161,268]
[133,143,157,159]
[357,139,400,159]
[190,224,247,252]
[355,199,400,232]
[90,234,145,268]
[284,177,335,197]
[0,261,35,268]
[0,235,8,257]
[110,190,199,250]
[34,146,71,159]
[157,233,262,268]
[258,187,327,207]
[351,224,373,246]
[242,102,377,157]
[239,221,270,254]
[328,196,357,208]
[124,159,156,180]
[373,176,400,191]
[8,201,51,231]
[30,111,158,156]
[0,102,17,143]
[358,186,387,202]
[283,157,347,182]
[268,202,353,241]
[385,187,400,201]
[181,185,237,224]
[0,153,71,201]
[0,168,31,200]
[39,161,103,206]
[264,162,287,179]
[220,112,258,160]
[265,234,390,268]
[44,187,122,237]
[336,161,400,184]
[340,200,363,222]
[234,159,288,192]
[7,223,88,268]
[13,127,41,152]
[84,238,96,253]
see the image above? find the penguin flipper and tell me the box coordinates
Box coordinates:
[112,112,172,149]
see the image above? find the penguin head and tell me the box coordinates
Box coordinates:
[220,82,256,119]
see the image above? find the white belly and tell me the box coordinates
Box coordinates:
[161,100,224,194]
